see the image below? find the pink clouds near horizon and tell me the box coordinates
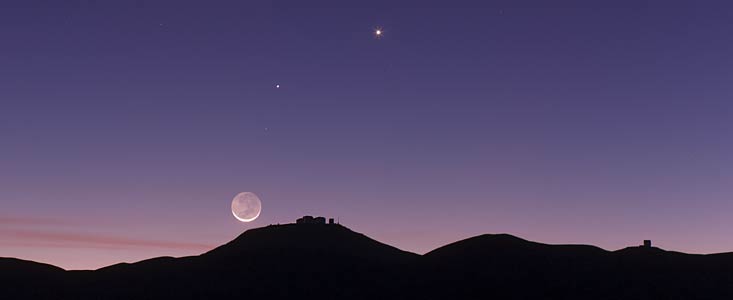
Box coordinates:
[0,229,214,251]
[0,214,214,251]
[0,214,219,270]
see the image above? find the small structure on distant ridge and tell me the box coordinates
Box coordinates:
[643,240,652,248]
[296,216,314,224]
[296,215,335,225]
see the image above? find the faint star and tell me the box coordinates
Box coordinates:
[275,84,280,88]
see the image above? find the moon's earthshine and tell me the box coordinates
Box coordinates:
[231,192,262,222]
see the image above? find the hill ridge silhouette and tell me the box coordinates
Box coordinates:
[3,223,733,299]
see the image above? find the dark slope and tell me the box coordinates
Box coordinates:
[205,223,416,260]
[0,258,68,298]
[423,234,612,299]
[5,228,733,299]
[197,224,421,299]
[424,234,733,299]
[0,257,65,274]
[605,246,733,299]
[426,233,608,259]
[71,224,420,299]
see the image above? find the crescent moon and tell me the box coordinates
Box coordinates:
[231,192,262,222]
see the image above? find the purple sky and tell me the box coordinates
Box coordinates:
[2,1,732,270]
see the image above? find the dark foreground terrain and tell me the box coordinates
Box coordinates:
[3,224,733,299]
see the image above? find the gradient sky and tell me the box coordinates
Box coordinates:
[2,0,732,270]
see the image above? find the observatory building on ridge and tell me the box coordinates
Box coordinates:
[296,215,335,225]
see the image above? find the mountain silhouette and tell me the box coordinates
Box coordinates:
[0,258,68,298]
[3,223,733,299]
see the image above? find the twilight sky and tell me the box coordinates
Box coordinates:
[1,1,732,270]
